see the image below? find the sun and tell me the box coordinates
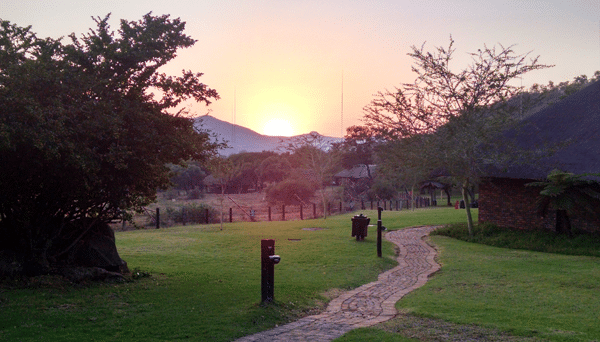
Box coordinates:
[263,118,295,137]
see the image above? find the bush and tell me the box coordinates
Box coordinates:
[166,204,218,224]
[187,188,204,200]
[265,178,317,205]
[433,222,600,257]
[367,179,397,200]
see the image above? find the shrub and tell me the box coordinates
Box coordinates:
[265,178,317,205]
[187,188,204,200]
[433,222,600,257]
[172,203,217,224]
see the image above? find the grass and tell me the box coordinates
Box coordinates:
[335,221,600,342]
[0,207,465,342]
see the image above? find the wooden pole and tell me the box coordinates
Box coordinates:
[156,208,160,229]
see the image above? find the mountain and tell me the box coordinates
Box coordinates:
[194,115,342,155]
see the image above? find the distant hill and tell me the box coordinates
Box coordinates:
[194,115,341,156]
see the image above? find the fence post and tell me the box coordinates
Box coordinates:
[313,203,316,218]
[182,207,186,226]
[268,207,272,221]
[339,201,342,213]
[300,205,303,220]
[384,201,387,210]
[370,201,373,210]
[327,202,331,216]
[361,200,365,210]
[282,204,285,221]
[206,208,209,224]
[229,208,233,223]
[156,208,160,229]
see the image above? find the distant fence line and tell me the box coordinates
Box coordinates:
[130,196,437,229]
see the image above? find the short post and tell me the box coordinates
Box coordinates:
[261,239,281,303]
[300,205,303,220]
[370,201,373,210]
[205,208,209,224]
[361,200,365,210]
[282,205,285,221]
[339,201,342,213]
[156,208,160,229]
[313,203,316,218]
[268,207,272,221]
[229,207,233,223]
[182,207,186,226]
[377,207,383,258]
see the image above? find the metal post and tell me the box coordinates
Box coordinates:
[300,205,303,220]
[377,207,383,258]
[268,207,271,221]
[313,203,316,218]
[229,207,233,223]
[282,205,285,221]
[261,239,280,303]
[339,202,342,213]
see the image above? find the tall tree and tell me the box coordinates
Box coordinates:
[339,125,380,177]
[0,14,221,275]
[364,37,551,235]
[283,132,341,218]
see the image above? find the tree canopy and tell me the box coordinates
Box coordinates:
[0,14,220,275]
[363,37,551,235]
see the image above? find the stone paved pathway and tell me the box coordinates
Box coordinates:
[235,226,441,342]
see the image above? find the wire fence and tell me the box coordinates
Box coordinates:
[120,196,437,230]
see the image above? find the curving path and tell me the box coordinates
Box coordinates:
[235,226,441,342]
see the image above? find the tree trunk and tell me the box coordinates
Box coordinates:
[462,182,474,237]
[555,209,572,236]
[321,187,328,219]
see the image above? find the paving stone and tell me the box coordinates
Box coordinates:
[235,226,441,342]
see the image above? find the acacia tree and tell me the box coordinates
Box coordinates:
[283,132,341,218]
[364,37,551,235]
[0,14,221,275]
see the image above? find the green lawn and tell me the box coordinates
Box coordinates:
[5,206,598,342]
[0,207,465,341]
[335,227,600,342]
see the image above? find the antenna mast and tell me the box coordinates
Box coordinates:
[341,70,344,138]
[232,87,236,144]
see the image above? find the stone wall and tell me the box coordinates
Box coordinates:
[479,177,599,232]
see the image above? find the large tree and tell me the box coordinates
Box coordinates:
[364,37,550,235]
[282,132,341,218]
[0,14,220,275]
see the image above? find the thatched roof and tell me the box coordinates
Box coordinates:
[334,164,376,179]
[486,80,600,180]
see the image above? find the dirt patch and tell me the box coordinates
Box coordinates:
[302,227,325,231]
[378,314,542,341]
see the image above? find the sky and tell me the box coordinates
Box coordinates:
[2,0,599,137]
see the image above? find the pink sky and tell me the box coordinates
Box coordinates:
[3,0,599,137]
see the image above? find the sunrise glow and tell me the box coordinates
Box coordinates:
[263,118,295,136]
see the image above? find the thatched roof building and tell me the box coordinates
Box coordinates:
[480,80,600,232]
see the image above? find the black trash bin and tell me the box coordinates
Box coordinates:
[351,214,370,241]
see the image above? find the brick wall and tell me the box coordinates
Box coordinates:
[479,177,599,232]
